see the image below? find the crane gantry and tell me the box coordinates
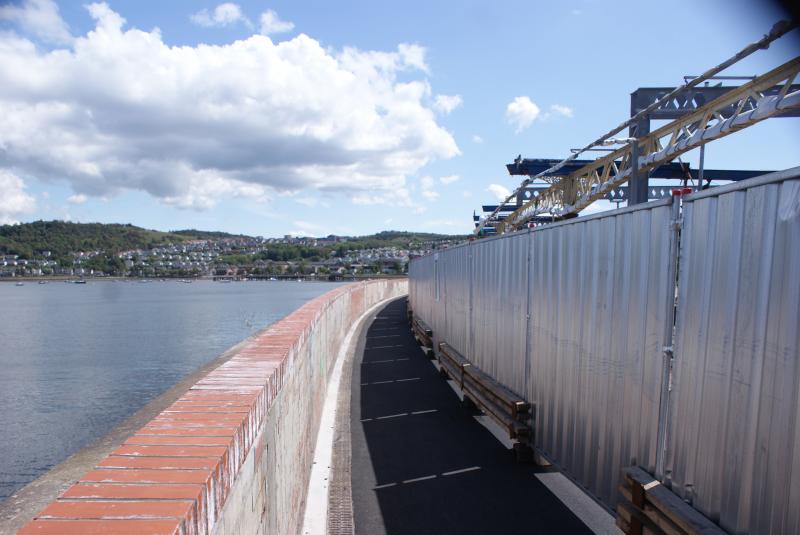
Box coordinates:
[478,21,800,235]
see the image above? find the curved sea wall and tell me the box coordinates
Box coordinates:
[18,279,407,535]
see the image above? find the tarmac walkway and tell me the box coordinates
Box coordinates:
[345,298,597,535]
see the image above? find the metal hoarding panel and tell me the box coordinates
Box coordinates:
[526,203,671,507]
[410,200,672,511]
[441,244,472,359]
[667,178,800,534]
[409,254,434,325]
[467,234,529,393]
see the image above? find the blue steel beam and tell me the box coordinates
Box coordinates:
[506,159,772,182]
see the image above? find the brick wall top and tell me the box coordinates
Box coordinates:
[17,281,382,535]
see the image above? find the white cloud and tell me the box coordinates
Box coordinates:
[287,219,325,237]
[472,135,483,144]
[421,219,466,231]
[259,9,294,35]
[420,175,439,201]
[67,193,87,205]
[433,94,462,114]
[191,3,250,28]
[0,170,36,224]
[397,43,429,74]
[439,174,459,185]
[487,183,511,202]
[462,191,472,198]
[549,104,574,118]
[0,4,459,210]
[506,96,540,133]
[295,196,329,208]
[0,0,72,45]
[351,188,414,207]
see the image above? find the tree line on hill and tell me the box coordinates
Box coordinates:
[0,221,463,268]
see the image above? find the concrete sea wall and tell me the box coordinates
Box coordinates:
[17,279,407,535]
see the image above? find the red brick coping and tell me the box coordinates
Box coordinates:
[17,281,400,535]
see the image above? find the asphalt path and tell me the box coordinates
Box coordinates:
[349,299,594,535]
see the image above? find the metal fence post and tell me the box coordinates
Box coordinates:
[524,228,533,401]
[468,241,474,359]
[655,193,682,480]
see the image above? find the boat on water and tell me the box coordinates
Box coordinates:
[15,282,24,286]
[38,281,47,284]
[73,280,87,284]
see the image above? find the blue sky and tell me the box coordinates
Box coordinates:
[0,0,798,237]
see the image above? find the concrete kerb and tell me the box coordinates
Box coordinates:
[301,295,406,535]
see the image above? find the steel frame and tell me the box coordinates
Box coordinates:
[495,57,800,233]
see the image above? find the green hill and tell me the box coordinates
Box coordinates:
[0,221,464,264]
[0,221,194,260]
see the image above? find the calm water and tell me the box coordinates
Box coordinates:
[0,279,343,501]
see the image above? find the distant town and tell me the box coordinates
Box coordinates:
[0,222,464,280]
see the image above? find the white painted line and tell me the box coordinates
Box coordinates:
[366,334,402,339]
[362,409,437,422]
[365,344,404,350]
[361,377,420,386]
[373,482,397,489]
[376,412,407,420]
[301,297,398,535]
[535,472,622,535]
[402,474,437,484]
[442,466,482,477]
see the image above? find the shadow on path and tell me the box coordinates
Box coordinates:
[350,299,593,535]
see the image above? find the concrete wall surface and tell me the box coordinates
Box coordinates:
[16,279,407,535]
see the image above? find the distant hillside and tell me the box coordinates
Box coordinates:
[0,221,464,262]
[171,229,248,240]
[336,230,463,251]
[0,221,195,260]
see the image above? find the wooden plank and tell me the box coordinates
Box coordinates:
[644,503,686,535]
[619,501,674,535]
[440,342,530,415]
[623,467,725,535]
[462,383,527,439]
[412,321,432,347]
[462,372,530,418]
[463,361,530,415]
[412,317,433,337]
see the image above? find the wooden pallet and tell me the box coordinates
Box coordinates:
[617,467,726,535]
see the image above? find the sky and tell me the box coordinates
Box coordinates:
[0,0,798,237]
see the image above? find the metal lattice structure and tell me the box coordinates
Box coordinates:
[495,57,800,233]
[475,21,799,236]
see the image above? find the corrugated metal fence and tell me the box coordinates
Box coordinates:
[408,168,800,534]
